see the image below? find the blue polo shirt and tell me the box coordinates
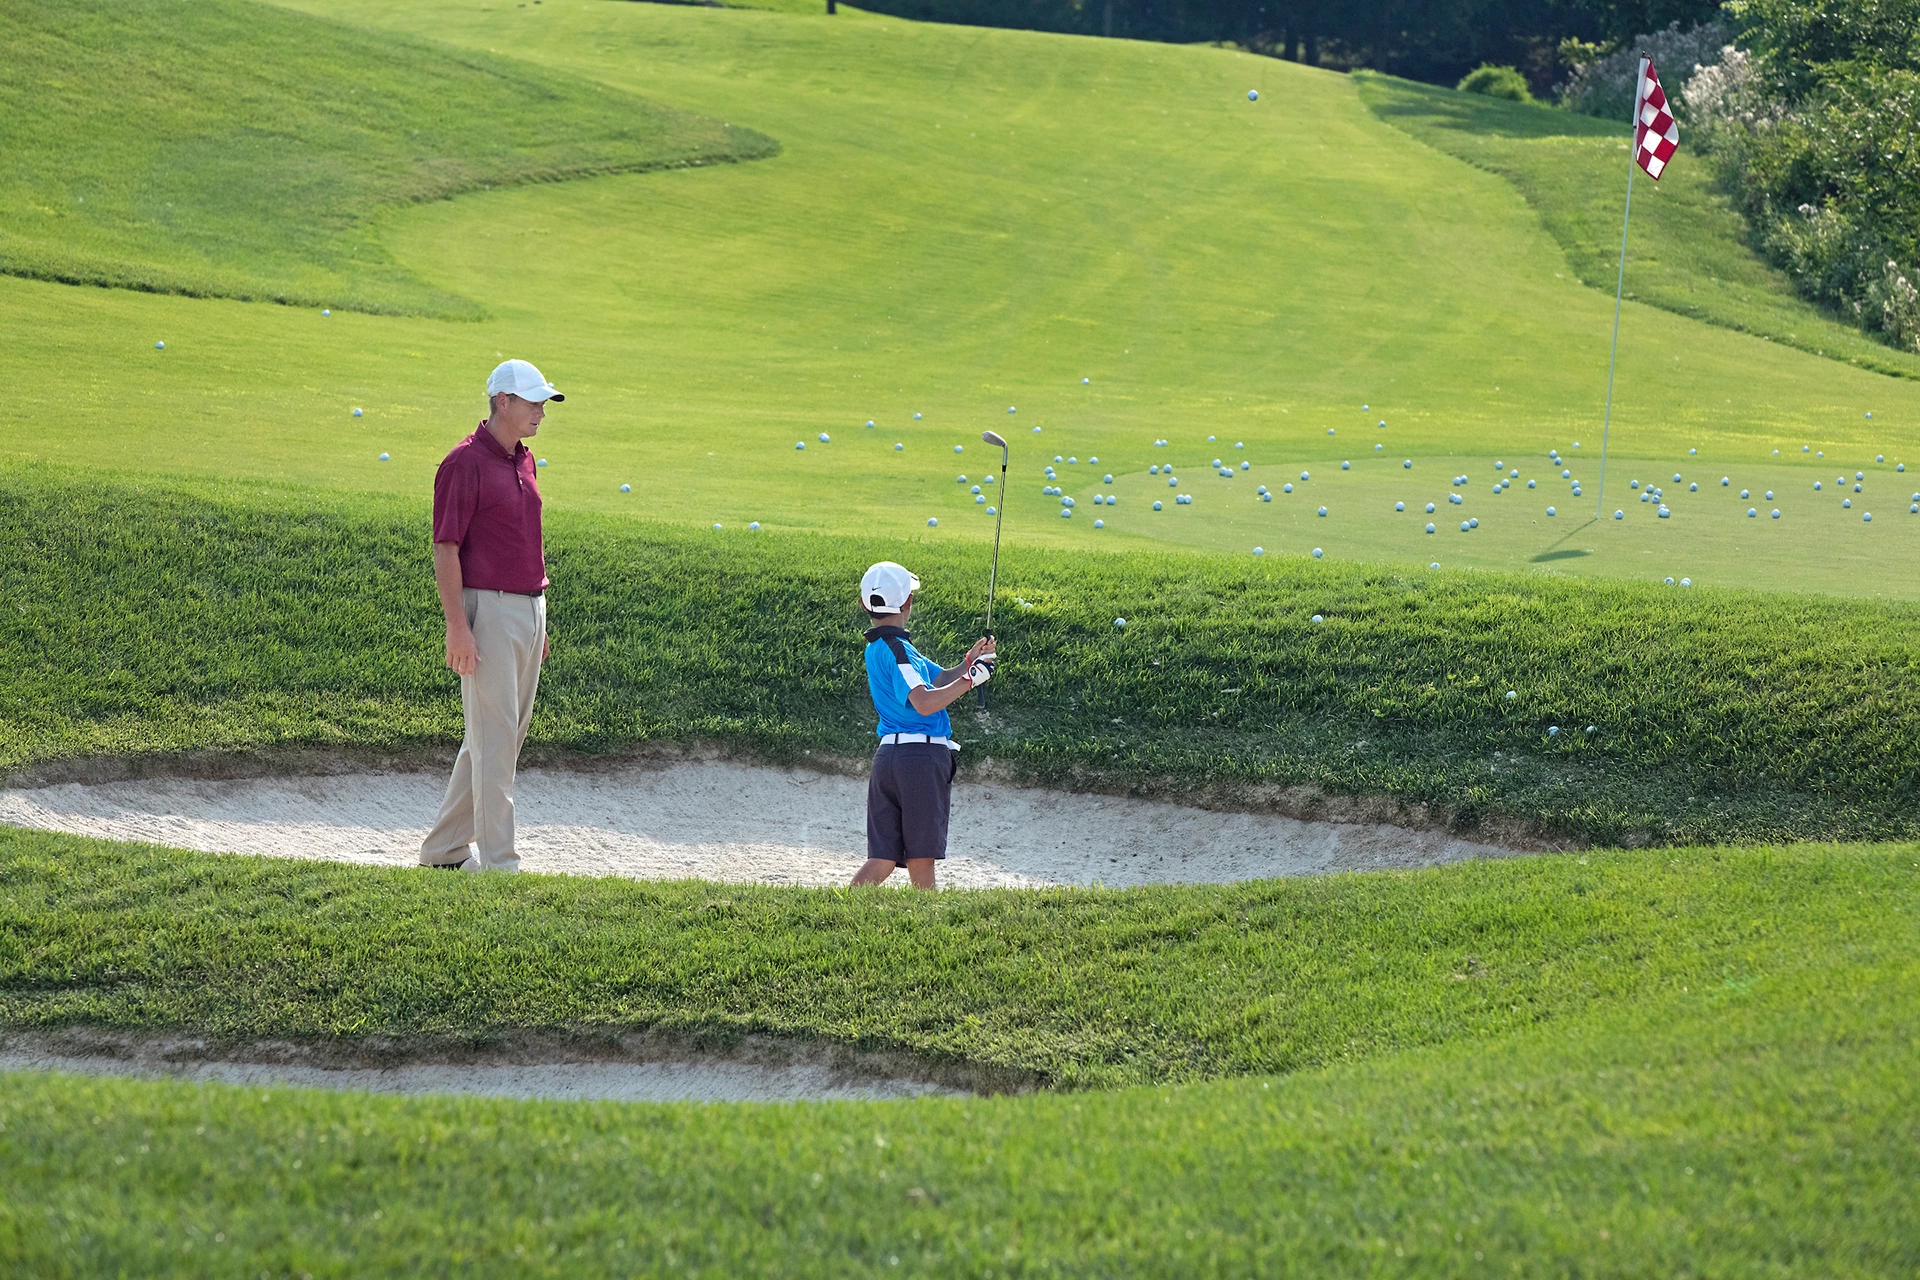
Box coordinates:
[864,626,952,740]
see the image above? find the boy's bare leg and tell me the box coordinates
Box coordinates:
[905,859,937,890]
[850,858,899,887]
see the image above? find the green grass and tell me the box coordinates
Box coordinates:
[0,0,775,317]
[1356,72,1920,381]
[4,0,1919,592]
[12,465,1920,846]
[2,831,1915,1273]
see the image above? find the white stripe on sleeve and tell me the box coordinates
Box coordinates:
[898,662,932,691]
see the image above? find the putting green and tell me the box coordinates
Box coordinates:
[5,0,1918,595]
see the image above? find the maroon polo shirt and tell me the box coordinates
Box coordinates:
[432,424,548,595]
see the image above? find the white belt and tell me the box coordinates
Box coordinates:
[879,733,958,749]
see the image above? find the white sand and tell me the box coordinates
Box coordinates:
[0,1047,960,1103]
[0,759,1508,888]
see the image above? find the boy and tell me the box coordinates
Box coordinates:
[850,561,996,889]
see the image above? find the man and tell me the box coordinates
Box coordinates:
[419,359,563,874]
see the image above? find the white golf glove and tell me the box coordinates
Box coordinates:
[966,659,993,688]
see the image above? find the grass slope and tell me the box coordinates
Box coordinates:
[10,467,1920,845]
[2,833,1915,1273]
[0,0,775,317]
[1356,73,1920,381]
[4,0,1919,591]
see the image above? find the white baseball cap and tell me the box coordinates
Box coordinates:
[860,561,920,613]
[486,358,565,403]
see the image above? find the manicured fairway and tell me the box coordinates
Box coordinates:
[2,831,1916,1274]
[4,0,1919,592]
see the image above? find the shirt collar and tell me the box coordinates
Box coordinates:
[472,423,527,463]
[864,625,911,642]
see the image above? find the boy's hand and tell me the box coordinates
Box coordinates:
[965,635,996,667]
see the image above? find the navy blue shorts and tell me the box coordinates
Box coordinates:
[866,743,957,864]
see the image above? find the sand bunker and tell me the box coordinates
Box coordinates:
[0,759,1509,888]
[0,1033,966,1103]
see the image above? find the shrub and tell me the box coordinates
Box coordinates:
[1560,21,1729,121]
[1456,64,1534,102]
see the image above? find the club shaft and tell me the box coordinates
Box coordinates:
[981,451,1007,710]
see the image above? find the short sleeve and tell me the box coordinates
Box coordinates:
[432,451,478,546]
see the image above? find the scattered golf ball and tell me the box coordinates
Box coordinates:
[322,309,330,316]
[895,443,904,451]
[1317,506,1328,516]
[1460,521,1470,531]
[1426,523,1436,533]
[1083,378,1090,384]
[1748,508,1757,517]
[969,483,980,492]
[1095,519,1105,528]
[155,341,165,349]
[713,523,723,530]
[1430,562,1441,569]
[1060,508,1072,518]
[1008,406,1016,414]
[975,494,985,503]
[1311,614,1324,623]
[1261,492,1272,502]
[819,433,831,443]
[954,445,964,453]
[1665,577,1676,585]
[1312,548,1323,558]
[1327,428,1335,436]
[1032,426,1042,433]
[536,459,547,468]
[1153,500,1163,510]
[1301,471,1310,481]
[1168,476,1178,487]
[1248,89,1259,100]
[379,452,390,462]
[1469,518,1478,528]
[1814,481,1822,490]
[1104,474,1114,483]
[1115,618,1126,628]
[1765,491,1774,500]
[749,521,761,531]
[619,483,630,492]
[1284,483,1293,493]
[1547,506,1556,516]
[986,506,997,515]
[796,441,806,450]
[1689,482,1698,492]
[1252,546,1263,554]
[1505,690,1517,700]
[1689,448,1697,455]
[913,413,922,420]
[1772,509,1781,518]
[928,517,939,526]
[1527,479,1536,489]
[1341,461,1350,470]
[1681,578,1692,586]
[1395,502,1405,512]
[1425,502,1435,513]
[1404,459,1413,469]
[1864,512,1873,522]
[1241,461,1250,471]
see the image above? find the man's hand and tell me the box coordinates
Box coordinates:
[446,625,479,676]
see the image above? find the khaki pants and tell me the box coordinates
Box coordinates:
[420,589,547,872]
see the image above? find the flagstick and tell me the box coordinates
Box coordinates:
[1597,56,1647,521]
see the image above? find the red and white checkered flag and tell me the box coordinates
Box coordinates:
[1634,57,1679,180]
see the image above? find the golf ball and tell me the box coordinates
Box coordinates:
[1083,378,1090,384]
[1665,577,1675,585]
[379,452,390,462]
[1563,470,1571,478]
[1060,508,1072,518]
[352,408,363,417]
[1105,474,1114,483]
[1426,523,1436,533]
[1547,507,1555,516]
[1301,471,1310,481]
[971,485,981,494]
[1115,618,1126,628]
[1469,518,1478,528]
[1741,489,1750,498]
[1404,460,1413,469]
[913,413,922,420]
[1690,448,1697,455]
[1865,511,1873,521]
[1460,521,1470,531]
[1527,479,1536,489]
[713,523,723,530]
[1241,461,1250,471]
[537,459,547,468]
[1312,548,1323,558]
[1095,519,1105,528]
[1772,509,1781,518]
[1658,506,1670,518]
[1317,506,1327,516]
[1252,546,1263,554]
[1342,461,1350,470]
[976,495,985,503]
[1765,491,1774,500]
[619,483,630,492]
[1248,89,1259,101]
[1689,482,1698,492]
[1033,426,1042,433]
[1106,495,1117,506]
[1261,492,1271,502]
[796,442,806,450]
[1506,690,1518,700]
[1168,476,1178,486]
[1748,508,1757,517]
[322,309,330,316]
[750,521,761,531]
[1426,503,1435,513]
[867,420,875,427]
[1008,406,1016,414]
[1430,562,1441,569]
[986,507,996,515]
[895,443,904,450]
[814,433,829,442]
[1311,614,1324,623]
[928,517,939,526]
[1815,481,1822,490]
[1327,428,1335,436]
[1395,502,1405,512]
[1063,496,1075,507]
[1153,501,1163,510]
[954,445,964,453]
[1284,484,1293,493]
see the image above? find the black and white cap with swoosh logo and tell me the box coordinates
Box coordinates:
[860,561,919,612]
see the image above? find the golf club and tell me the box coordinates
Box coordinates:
[979,429,1009,710]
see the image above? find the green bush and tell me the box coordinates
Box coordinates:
[1456,64,1534,102]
